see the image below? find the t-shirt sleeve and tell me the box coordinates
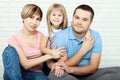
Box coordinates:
[92,32,102,54]
[8,35,20,46]
[50,32,65,49]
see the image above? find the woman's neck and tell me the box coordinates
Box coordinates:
[21,28,37,37]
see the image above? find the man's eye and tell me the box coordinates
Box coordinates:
[83,19,88,21]
[75,16,79,19]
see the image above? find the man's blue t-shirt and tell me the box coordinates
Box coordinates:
[51,26,102,66]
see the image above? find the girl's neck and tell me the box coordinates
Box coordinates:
[51,26,61,33]
[51,25,60,30]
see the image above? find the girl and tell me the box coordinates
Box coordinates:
[40,3,68,77]
[2,4,63,80]
[40,3,68,64]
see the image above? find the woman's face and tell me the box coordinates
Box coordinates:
[23,14,41,32]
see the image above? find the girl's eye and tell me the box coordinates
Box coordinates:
[58,15,62,17]
[52,14,56,16]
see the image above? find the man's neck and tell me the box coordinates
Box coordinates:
[74,32,86,40]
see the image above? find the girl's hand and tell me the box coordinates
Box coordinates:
[51,47,66,59]
[51,62,64,77]
[57,62,72,74]
[82,30,94,52]
[54,66,64,77]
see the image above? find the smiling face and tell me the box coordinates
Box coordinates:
[23,14,41,32]
[72,9,92,35]
[49,9,63,29]
[21,4,43,32]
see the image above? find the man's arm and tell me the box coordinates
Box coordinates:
[65,35,94,66]
[62,54,101,75]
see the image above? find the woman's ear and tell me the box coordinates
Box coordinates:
[22,19,24,23]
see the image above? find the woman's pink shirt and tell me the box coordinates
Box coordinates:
[8,31,43,72]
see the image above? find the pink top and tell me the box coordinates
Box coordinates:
[8,31,43,72]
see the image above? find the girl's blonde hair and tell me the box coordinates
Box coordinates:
[21,4,43,21]
[46,3,68,36]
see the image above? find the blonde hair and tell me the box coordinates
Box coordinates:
[46,3,68,36]
[21,4,43,21]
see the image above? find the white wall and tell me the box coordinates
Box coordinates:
[0,0,120,80]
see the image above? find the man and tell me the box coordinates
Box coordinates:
[48,4,102,80]
[49,5,102,80]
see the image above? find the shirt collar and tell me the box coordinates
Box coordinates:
[68,26,85,43]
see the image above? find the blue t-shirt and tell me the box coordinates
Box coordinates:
[51,26,102,66]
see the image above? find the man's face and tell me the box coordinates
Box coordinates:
[71,9,92,34]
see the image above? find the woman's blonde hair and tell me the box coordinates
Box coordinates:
[21,4,43,21]
[46,3,68,36]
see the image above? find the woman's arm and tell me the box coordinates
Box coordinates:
[10,44,53,70]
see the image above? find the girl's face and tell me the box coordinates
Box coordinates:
[23,14,41,32]
[50,9,63,29]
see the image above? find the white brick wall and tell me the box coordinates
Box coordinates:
[0,0,120,80]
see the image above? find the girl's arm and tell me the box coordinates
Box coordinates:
[40,34,66,59]
[40,34,52,54]
[47,50,67,69]
[57,51,67,62]
[40,34,67,69]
